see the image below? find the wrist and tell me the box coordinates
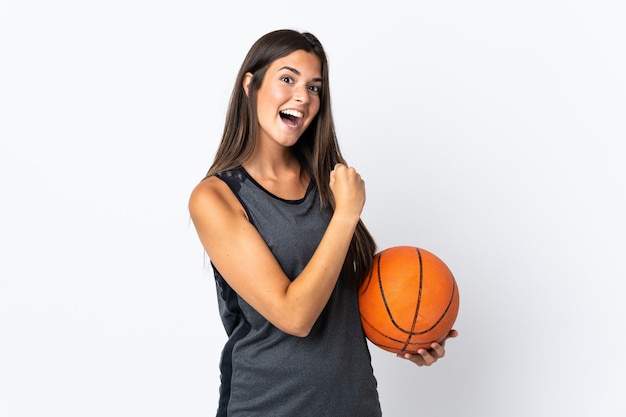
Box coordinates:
[330,210,360,229]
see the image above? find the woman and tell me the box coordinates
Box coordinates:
[189,29,455,416]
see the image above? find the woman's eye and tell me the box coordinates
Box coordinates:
[309,85,321,94]
[280,76,293,84]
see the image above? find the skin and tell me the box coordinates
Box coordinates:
[189,49,454,364]
[398,330,458,366]
[240,50,322,199]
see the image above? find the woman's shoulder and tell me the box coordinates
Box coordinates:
[188,174,244,221]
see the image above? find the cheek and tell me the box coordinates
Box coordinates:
[257,83,285,106]
[267,84,290,103]
[303,102,321,131]
[310,99,321,118]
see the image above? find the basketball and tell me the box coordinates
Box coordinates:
[358,246,459,354]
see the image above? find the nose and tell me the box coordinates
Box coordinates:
[293,84,309,103]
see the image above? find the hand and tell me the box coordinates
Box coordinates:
[329,163,366,220]
[397,329,458,367]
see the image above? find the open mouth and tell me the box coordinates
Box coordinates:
[279,109,303,128]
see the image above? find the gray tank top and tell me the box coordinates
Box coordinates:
[212,167,382,417]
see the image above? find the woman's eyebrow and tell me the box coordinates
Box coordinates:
[278,66,322,83]
[278,65,299,74]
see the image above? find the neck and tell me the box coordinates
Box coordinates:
[243,137,301,180]
[243,148,309,199]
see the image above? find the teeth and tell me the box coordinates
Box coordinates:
[280,109,303,118]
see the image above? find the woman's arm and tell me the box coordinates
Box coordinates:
[188,164,365,337]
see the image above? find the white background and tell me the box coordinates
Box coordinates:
[1,1,625,416]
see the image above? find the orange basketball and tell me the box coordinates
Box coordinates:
[358,246,460,354]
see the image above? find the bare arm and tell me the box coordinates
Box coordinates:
[188,164,365,337]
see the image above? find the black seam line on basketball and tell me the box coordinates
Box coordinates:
[377,248,424,354]
[378,251,404,332]
[360,316,431,354]
[361,314,424,342]
[376,251,413,352]
[378,249,456,333]
[401,247,424,353]
[360,315,418,344]
[409,277,457,336]
[378,249,423,335]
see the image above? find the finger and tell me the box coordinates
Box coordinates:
[417,348,437,366]
[397,352,426,367]
[332,163,346,175]
[428,342,446,359]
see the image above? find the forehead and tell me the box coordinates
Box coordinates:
[268,50,322,79]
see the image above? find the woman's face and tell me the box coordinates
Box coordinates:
[245,50,322,149]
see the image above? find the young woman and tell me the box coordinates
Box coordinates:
[189,29,456,416]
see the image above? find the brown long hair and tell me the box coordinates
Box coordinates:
[205,29,376,288]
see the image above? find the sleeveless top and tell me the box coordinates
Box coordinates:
[212,167,382,417]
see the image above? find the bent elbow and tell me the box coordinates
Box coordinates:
[290,327,312,338]
[278,318,314,338]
